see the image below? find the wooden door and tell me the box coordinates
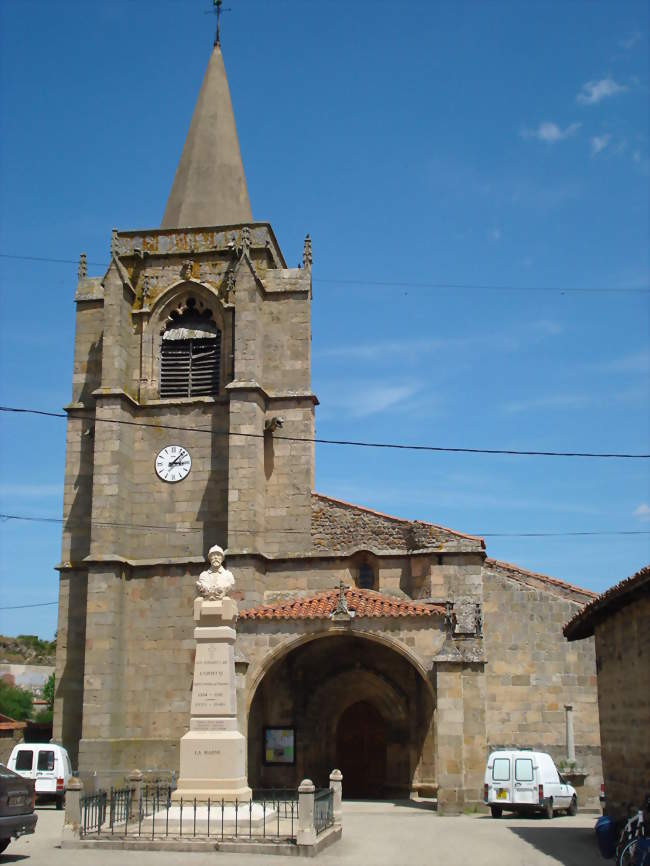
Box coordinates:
[335,701,387,798]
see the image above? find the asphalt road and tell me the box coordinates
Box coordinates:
[3,801,602,865]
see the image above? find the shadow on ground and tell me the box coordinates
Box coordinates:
[509,824,599,866]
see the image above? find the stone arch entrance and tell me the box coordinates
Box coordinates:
[246,633,435,798]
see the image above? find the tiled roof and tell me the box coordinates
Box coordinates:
[564,564,650,640]
[485,558,597,604]
[239,588,446,621]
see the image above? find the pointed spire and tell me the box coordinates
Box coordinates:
[161,45,252,229]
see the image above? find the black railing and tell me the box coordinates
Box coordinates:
[80,787,299,842]
[314,788,334,834]
[81,790,107,835]
[108,786,131,829]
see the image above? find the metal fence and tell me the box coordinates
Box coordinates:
[314,788,334,834]
[80,785,299,842]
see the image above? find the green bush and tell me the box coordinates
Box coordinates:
[0,681,33,721]
[34,708,54,724]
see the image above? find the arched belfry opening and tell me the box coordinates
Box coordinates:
[159,296,222,398]
[247,634,435,799]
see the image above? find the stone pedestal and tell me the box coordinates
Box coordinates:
[172,597,252,802]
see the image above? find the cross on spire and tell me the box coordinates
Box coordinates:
[212,0,230,46]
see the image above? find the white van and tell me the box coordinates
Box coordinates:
[7,743,72,809]
[484,750,577,818]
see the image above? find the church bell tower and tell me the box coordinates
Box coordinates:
[54,33,317,772]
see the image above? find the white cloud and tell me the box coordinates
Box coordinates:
[633,150,650,176]
[521,122,581,143]
[577,78,626,105]
[503,387,647,414]
[588,350,650,373]
[533,319,565,336]
[319,337,462,362]
[319,382,423,418]
[0,484,63,498]
[591,134,612,155]
[619,31,642,50]
[634,503,650,522]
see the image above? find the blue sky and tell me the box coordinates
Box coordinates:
[0,0,648,639]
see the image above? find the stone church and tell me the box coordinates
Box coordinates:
[54,36,603,812]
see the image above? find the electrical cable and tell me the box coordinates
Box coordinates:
[0,253,648,295]
[1,405,647,459]
[0,602,59,610]
[1,513,649,539]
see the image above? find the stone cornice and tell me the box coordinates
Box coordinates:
[226,380,318,406]
[114,222,287,269]
[56,554,208,571]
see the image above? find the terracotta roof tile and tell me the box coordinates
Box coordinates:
[564,564,650,640]
[240,588,445,621]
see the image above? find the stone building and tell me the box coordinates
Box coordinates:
[54,36,603,812]
[564,565,649,819]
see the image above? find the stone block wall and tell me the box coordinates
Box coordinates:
[594,595,650,819]
[483,563,602,807]
[53,568,87,768]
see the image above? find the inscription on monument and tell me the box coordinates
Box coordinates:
[191,642,236,715]
[190,718,235,731]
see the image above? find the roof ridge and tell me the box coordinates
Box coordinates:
[564,563,650,639]
[312,491,484,543]
[485,557,597,598]
[239,586,446,621]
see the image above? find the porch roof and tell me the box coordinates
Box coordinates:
[239,587,446,621]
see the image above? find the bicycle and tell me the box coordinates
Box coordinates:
[616,796,650,866]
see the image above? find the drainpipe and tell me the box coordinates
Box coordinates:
[564,704,575,763]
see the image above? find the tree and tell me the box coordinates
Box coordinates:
[35,673,55,724]
[42,673,55,711]
[0,681,33,721]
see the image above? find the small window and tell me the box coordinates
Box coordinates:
[37,750,55,771]
[515,758,534,781]
[358,562,375,589]
[492,758,510,781]
[15,750,33,771]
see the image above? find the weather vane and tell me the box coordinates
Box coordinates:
[211,0,231,47]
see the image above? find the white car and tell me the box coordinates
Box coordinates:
[7,743,72,810]
[484,750,578,818]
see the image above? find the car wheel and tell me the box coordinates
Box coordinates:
[490,806,502,818]
[567,796,578,816]
[56,794,65,810]
[544,798,553,819]
[0,838,10,853]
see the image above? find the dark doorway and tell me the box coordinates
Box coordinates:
[335,700,387,798]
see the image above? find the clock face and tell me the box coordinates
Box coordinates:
[155,445,192,483]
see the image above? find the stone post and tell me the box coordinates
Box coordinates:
[297,778,317,846]
[329,769,343,823]
[565,704,575,763]
[128,769,143,819]
[63,776,83,834]
[172,596,252,802]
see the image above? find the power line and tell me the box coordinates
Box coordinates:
[0,601,59,610]
[0,252,647,295]
[1,405,647,459]
[1,513,649,539]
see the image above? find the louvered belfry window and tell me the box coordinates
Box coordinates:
[160,299,221,398]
